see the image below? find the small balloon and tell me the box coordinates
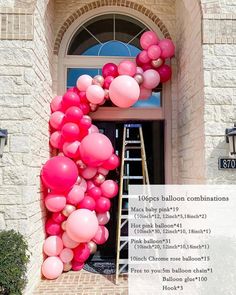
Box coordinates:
[102,63,118,78]
[86,85,105,104]
[151,58,164,68]
[134,74,144,85]
[62,204,76,217]
[89,103,99,112]
[62,232,79,249]
[140,31,159,50]
[60,248,74,263]
[93,173,106,186]
[61,221,67,231]
[93,226,109,245]
[87,241,97,254]
[92,75,104,87]
[97,211,110,225]
[63,262,72,272]
[147,45,162,60]
[76,75,93,91]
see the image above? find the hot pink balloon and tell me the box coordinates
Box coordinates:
[118,60,136,77]
[66,209,98,243]
[142,69,160,89]
[63,141,80,159]
[61,122,80,142]
[109,75,140,108]
[43,236,63,256]
[51,96,63,112]
[93,226,109,245]
[147,45,162,60]
[60,248,74,263]
[62,232,79,249]
[102,63,118,78]
[80,103,90,115]
[67,185,85,206]
[157,64,172,83]
[139,50,151,64]
[76,75,93,91]
[73,243,90,263]
[97,211,110,225]
[62,92,80,109]
[42,256,63,280]
[72,260,84,271]
[95,197,111,213]
[140,31,159,50]
[86,180,95,191]
[158,39,175,59]
[45,219,62,236]
[86,85,105,104]
[68,86,80,95]
[100,180,118,198]
[50,131,64,149]
[103,76,114,89]
[45,193,66,212]
[139,86,152,100]
[79,133,113,167]
[78,196,96,211]
[49,111,65,130]
[102,154,120,170]
[88,124,99,134]
[142,63,152,71]
[52,212,66,224]
[87,186,102,200]
[41,156,78,191]
[80,167,97,179]
[65,106,83,123]
[79,115,92,130]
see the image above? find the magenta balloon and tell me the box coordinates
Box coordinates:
[43,236,63,256]
[45,218,62,236]
[62,91,80,109]
[63,141,80,159]
[109,75,140,108]
[41,156,78,191]
[45,193,66,212]
[102,154,120,170]
[61,122,80,142]
[157,64,172,83]
[139,50,151,64]
[142,69,160,89]
[87,186,102,200]
[78,196,96,211]
[42,256,63,280]
[95,197,111,213]
[51,96,63,112]
[140,31,159,50]
[102,63,118,78]
[79,133,113,167]
[52,212,66,224]
[139,86,152,100]
[92,226,109,245]
[72,260,84,271]
[67,185,85,206]
[76,75,93,91]
[159,39,175,59]
[65,106,83,123]
[86,85,105,104]
[103,76,114,89]
[118,60,136,77]
[73,243,90,263]
[100,180,118,198]
[66,209,98,242]
[147,45,162,60]
[49,111,65,130]
[50,131,64,149]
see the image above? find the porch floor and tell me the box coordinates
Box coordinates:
[33,269,128,295]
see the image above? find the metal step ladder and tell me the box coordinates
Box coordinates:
[115,124,150,284]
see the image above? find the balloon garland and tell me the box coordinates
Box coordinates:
[40,31,175,279]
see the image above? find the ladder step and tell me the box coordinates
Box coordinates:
[119,259,128,264]
[120,236,129,241]
[124,124,141,128]
[125,146,141,150]
[124,158,142,161]
[125,140,141,144]
[123,176,143,179]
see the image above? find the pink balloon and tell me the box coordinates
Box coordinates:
[95,197,111,213]
[49,111,65,130]
[92,226,109,245]
[88,124,99,134]
[66,209,98,243]
[140,31,159,50]
[62,92,80,109]
[45,193,66,212]
[158,39,175,59]
[65,106,83,123]
[79,91,88,103]
[77,177,87,192]
[73,243,90,263]
[80,103,90,115]
[97,167,109,176]
[86,85,105,104]
[52,212,66,224]
[41,156,78,191]
[60,248,74,263]
[50,131,64,149]
[142,69,160,89]
[136,67,144,74]
[45,219,62,236]
[72,260,84,271]
[142,63,152,71]
[42,256,63,280]
[62,232,79,249]
[147,45,161,60]
[51,96,63,112]
[139,86,152,100]
[157,64,172,83]
[87,186,102,200]
[63,141,80,159]
[86,180,95,191]
[109,75,140,108]
[102,63,118,78]
[97,211,110,225]
[79,115,92,130]
[102,154,120,170]
[103,76,114,89]
[79,133,113,167]
[78,196,96,211]
[118,60,136,77]
[61,123,80,142]
[76,75,93,91]
[100,180,118,198]
[80,167,97,179]
[139,51,151,64]
[68,86,80,95]
[67,185,85,206]
[43,236,63,256]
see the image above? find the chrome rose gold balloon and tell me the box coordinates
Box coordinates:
[151,58,164,68]
[134,73,144,85]
[92,75,104,87]
[89,103,99,112]
[61,221,67,231]
[104,89,109,100]
[63,262,72,272]
[62,205,76,217]
[88,241,97,254]
[76,160,87,170]
[93,173,105,186]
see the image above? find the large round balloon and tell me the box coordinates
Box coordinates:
[109,75,140,108]
[66,209,99,243]
[79,133,113,167]
[41,156,78,191]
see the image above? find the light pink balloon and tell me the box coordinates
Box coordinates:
[136,67,144,74]
[76,75,93,91]
[97,167,109,176]
[86,85,105,104]
[42,256,63,280]
[118,60,136,77]
[147,45,161,60]
[139,86,152,100]
[67,185,85,206]
[66,209,99,243]
[97,211,110,225]
[78,177,87,192]
[43,236,63,257]
[140,31,159,50]
[62,232,79,249]
[49,111,65,130]
[109,75,140,108]
[50,131,63,149]
[63,141,80,159]
[81,167,97,179]
[92,226,109,245]
[59,248,74,263]
[45,193,66,212]
[139,50,151,64]
[100,180,118,198]
[88,124,99,134]
[51,96,63,112]
[142,69,160,89]
[158,39,175,59]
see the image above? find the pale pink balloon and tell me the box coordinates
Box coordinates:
[62,232,79,249]
[86,85,105,104]
[63,141,80,159]
[97,167,109,176]
[45,193,66,212]
[76,75,93,91]
[139,50,151,64]
[81,167,97,179]
[49,111,65,130]
[136,67,144,74]
[109,75,140,108]
[158,39,175,59]
[42,256,63,280]
[140,31,159,50]
[147,45,161,60]
[78,177,87,192]
[67,185,85,206]
[100,180,118,198]
[59,248,74,263]
[97,211,110,225]
[66,209,99,243]
[51,96,63,112]
[142,69,160,89]
[43,236,63,257]
[88,124,99,134]
[50,131,63,149]
[139,86,152,100]
[118,60,136,77]
[92,226,109,245]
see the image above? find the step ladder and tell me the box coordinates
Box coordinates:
[115,124,150,284]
